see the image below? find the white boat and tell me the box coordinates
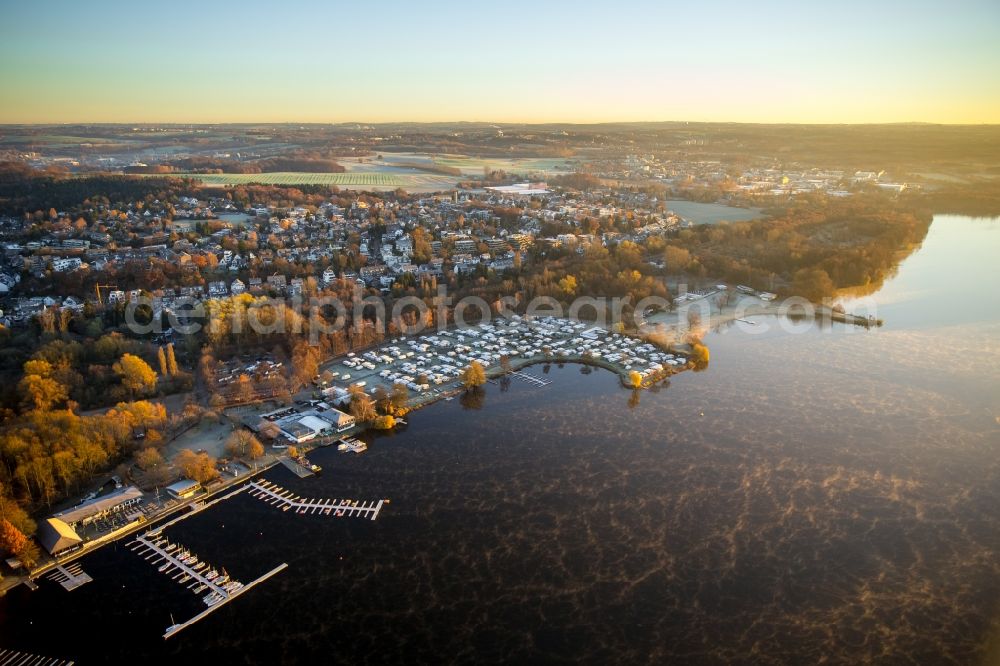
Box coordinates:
[203,592,224,607]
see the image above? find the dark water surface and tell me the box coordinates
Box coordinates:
[1,215,999,664]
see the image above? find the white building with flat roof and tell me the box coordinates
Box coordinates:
[165,479,202,499]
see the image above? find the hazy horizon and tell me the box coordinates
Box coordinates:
[3,120,1000,128]
[2,0,998,125]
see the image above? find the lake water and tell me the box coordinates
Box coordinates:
[1,215,998,664]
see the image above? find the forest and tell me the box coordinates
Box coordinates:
[659,193,933,300]
[131,156,347,174]
[0,165,193,216]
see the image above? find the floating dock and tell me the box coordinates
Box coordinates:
[126,533,288,640]
[0,648,74,665]
[337,437,367,454]
[508,371,552,387]
[145,484,247,538]
[246,479,385,520]
[279,456,316,478]
[128,533,244,602]
[45,563,92,591]
[162,563,288,640]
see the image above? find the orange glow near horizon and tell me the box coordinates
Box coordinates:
[1,1,998,125]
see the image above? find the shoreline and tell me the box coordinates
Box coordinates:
[0,456,282,596]
[3,307,839,593]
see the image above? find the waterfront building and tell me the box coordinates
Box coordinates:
[37,518,83,556]
[53,486,144,527]
[165,479,202,500]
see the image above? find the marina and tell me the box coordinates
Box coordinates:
[127,533,288,639]
[246,479,386,519]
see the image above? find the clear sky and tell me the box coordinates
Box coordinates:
[1,0,998,124]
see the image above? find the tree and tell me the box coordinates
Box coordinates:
[143,462,173,488]
[246,437,265,460]
[460,361,487,390]
[663,245,691,272]
[145,428,164,447]
[22,359,54,378]
[390,383,409,411]
[689,342,710,371]
[18,373,68,412]
[287,445,299,459]
[0,518,28,558]
[233,374,255,403]
[629,370,643,388]
[110,400,167,430]
[373,385,391,414]
[349,387,376,422]
[792,268,836,302]
[136,447,164,471]
[226,430,264,460]
[166,343,179,376]
[173,449,219,484]
[113,354,158,398]
[373,415,396,430]
[0,517,38,568]
[557,274,578,296]
[0,482,36,537]
[157,347,169,377]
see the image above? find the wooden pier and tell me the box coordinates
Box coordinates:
[45,563,92,591]
[246,479,386,520]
